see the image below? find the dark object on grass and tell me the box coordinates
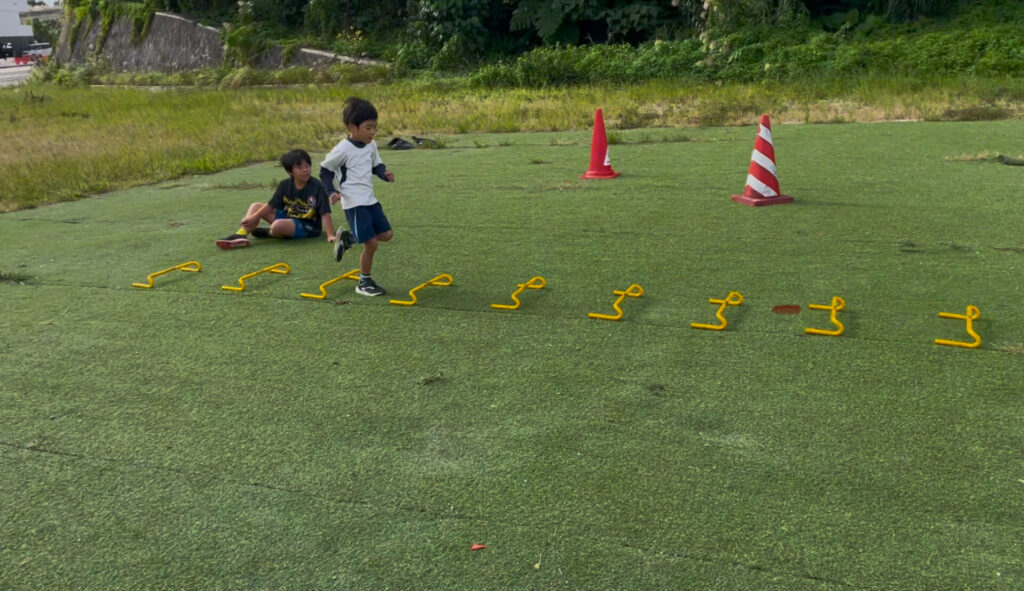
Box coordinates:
[387,137,415,150]
[412,135,440,148]
[772,305,801,314]
[997,154,1024,166]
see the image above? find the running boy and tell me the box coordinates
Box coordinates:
[320,97,395,297]
[215,149,337,249]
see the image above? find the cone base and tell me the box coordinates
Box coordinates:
[731,193,793,207]
[580,169,621,179]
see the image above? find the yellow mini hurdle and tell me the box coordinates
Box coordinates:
[389,274,453,306]
[935,305,982,349]
[691,291,744,331]
[300,269,361,299]
[491,276,547,310]
[805,296,846,337]
[588,283,644,321]
[221,263,290,292]
[132,261,202,289]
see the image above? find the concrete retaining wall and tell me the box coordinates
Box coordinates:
[55,11,385,72]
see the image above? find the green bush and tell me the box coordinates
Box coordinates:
[272,67,317,85]
[386,40,433,74]
[468,40,705,87]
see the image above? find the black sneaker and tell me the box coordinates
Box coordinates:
[250,227,271,238]
[356,277,385,296]
[333,229,355,261]
[215,233,250,249]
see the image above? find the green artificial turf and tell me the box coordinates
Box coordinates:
[1,121,1022,589]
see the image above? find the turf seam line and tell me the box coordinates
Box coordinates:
[0,440,475,521]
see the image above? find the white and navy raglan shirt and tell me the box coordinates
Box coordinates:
[318,138,389,210]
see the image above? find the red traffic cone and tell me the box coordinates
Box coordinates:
[580,108,620,179]
[731,115,793,206]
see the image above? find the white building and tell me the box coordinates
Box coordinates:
[1,0,35,57]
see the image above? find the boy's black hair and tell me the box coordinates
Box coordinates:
[280,149,312,173]
[343,97,378,128]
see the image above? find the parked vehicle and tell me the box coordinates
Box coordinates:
[23,42,51,62]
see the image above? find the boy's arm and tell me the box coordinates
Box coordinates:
[320,143,348,193]
[372,163,394,182]
[319,166,337,193]
[371,143,394,182]
[320,165,346,203]
[241,202,272,226]
[321,213,336,242]
[250,179,285,224]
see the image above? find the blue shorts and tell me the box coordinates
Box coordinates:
[275,209,320,239]
[345,203,392,244]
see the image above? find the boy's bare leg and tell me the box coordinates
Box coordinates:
[359,231,393,276]
[360,238,377,276]
[268,219,296,238]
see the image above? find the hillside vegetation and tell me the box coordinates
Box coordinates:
[48,0,1024,86]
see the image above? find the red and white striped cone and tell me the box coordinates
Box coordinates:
[731,114,793,206]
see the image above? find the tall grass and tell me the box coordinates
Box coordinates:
[3,76,1024,211]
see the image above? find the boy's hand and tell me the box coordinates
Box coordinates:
[329,192,342,205]
[326,233,335,243]
[385,171,395,182]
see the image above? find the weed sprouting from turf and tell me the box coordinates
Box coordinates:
[996,342,1023,356]
[19,436,54,452]
[418,372,443,385]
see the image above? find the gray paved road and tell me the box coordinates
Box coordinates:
[0,66,33,87]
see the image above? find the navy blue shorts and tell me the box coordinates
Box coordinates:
[345,203,392,243]
[274,209,320,239]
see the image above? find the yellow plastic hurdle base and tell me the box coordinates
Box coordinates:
[221,263,290,292]
[300,269,361,299]
[491,276,547,310]
[389,274,453,306]
[588,283,644,321]
[935,305,982,349]
[691,291,744,331]
[132,261,201,289]
[805,296,846,336]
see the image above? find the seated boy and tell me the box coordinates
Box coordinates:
[216,149,339,249]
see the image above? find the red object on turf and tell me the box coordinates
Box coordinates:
[731,114,793,206]
[580,108,620,179]
[215,237,250,249]
[470,544,487,551]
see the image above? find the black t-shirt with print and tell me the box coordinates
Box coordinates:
[267,177,331,231]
